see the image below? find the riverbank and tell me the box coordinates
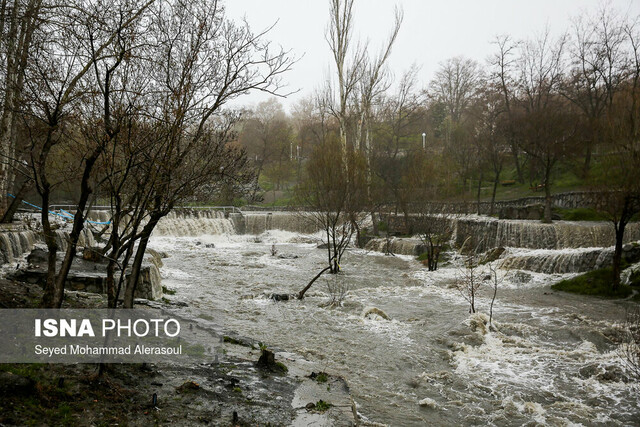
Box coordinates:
[0,278,356,426]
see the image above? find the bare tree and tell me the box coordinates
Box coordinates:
[490,35,524,184]
[429,56,483,191]
[563,7,627,177]
[513,30,577,223]
[592,18,640,290]
[620,307,640,380]
[325,0,364,157]
[0,0,42,214]
[295,134,367,299]
[21,0,154,308]
[121,0,293,307]
[455,252,483,314]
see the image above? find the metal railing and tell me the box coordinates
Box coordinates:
[46,205,242,214]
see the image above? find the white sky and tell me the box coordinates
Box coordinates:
[225,0,640,113]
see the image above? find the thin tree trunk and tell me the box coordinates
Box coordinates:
[476,173,483,215]
[490,172,499,216]
[612,221,625,291]
[123,213,161,308]
[543,164,552,223]
[51,152,100,308]
[298,266,331,299]
[1,179,31,223]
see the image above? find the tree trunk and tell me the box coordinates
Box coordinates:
[476,174,483,215]
[510,142,524,184]
[1,180,31,223]
[298,266,332,299]
[51,153,100,308]
[490,172,499,216]
[123,213,161,308]
[583,142,592,178]
[40,187,58,307]
[612,222,626,291]
[542,166,552,223]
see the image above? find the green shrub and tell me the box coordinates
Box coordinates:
[554,207,608,222]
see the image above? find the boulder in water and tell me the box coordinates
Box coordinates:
[418,397,437,408]
[27,248,48,266]
[270,293,291,301]
[145,249,164,269]
[481,247,505,264]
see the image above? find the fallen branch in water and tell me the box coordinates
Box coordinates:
[298,266,332,299]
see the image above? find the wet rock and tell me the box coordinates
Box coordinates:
[205,243,215,249]
[596,365,629,383]
[481,247,506,264]
[0,372,35,396]
[512,271,533,284]
[26,248,48,266]
[579,364,599,378]
[270,293,291,301]
[176,380,200,393]
[418,397,437,408]
[277,254,299,259]
[317,243,329,249]
[130,264,163,300]
[146,249,164,269]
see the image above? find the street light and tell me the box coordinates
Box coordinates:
[422,132,426,150]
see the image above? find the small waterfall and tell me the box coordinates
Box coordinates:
[153,210,235,236]
[54,228,96,251]
[0,230,38,263]
[86,210,111,223]
[241,212,319,235]
[364,237,424,256]
[454,217,640,252]
[499,248,613,274]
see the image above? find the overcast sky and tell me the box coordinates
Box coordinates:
[225,0,640,112]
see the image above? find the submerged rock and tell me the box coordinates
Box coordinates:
[418,397,438,408]
[481,247,506,264]
[270,293,291,301]
[361,306,391,320]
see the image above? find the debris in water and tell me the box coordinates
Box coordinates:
[361,306,391,320]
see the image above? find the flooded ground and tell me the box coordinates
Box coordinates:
[149,228,639,426]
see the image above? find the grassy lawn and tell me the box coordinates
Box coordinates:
[551,266,635,298]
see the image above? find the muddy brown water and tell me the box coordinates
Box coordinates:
[149,227,639,426]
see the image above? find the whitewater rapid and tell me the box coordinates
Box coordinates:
[146,221,639,426]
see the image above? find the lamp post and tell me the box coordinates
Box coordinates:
[422,132,426,151]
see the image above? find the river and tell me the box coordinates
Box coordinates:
[148,215,639,426]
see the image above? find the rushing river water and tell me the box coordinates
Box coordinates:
[148,222,639,426]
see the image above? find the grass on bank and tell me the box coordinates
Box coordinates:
[553,207,610,222]
[551,266,636,298]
